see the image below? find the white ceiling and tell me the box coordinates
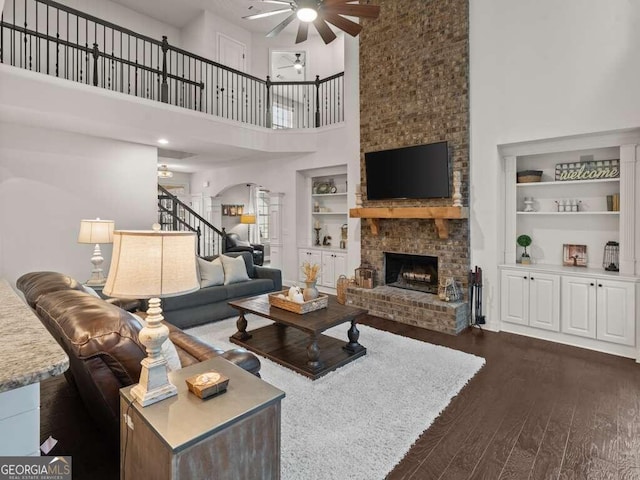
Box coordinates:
[111,0,301,34]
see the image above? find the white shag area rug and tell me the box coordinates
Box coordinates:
[187,316,485,480]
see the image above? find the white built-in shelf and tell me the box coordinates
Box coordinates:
[311,192,348,197]
[516,211,620,215]
[312,212,348,215]
[516,178,619,188]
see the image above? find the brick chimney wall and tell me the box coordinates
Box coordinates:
[358,0,470,292]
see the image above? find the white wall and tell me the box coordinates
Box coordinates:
[252,32,345,80]
[0,124,158,286]
[470,0,640,331]
[59,0,181,45]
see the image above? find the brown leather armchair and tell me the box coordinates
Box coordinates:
[16,272,261,442]
[224,232,264,266]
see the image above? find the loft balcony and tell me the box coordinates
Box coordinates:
[0,0,345,140]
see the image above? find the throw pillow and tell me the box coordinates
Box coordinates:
[130,313,182,372]
[81,285,101,298]
[197,256,224,288]
[220,254,251,285]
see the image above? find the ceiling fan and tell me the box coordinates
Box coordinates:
[244,0,381,45]
[278,53,305,74]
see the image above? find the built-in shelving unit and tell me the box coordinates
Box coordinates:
[299,171,349,291]
[499,129,640,362]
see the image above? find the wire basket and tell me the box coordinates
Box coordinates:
[438,277,462,302]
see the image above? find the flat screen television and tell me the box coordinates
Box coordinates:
[364,141,450,200]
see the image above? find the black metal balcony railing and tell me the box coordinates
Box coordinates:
[0,0,344,129]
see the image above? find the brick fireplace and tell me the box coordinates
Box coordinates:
[350,0,470,334]
[346,217,469,334]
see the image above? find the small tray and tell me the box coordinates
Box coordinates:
[268,290,329,314]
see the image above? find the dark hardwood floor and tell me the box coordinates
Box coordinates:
[40,316,640,480]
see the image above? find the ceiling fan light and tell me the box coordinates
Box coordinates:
[296,7,317,23]
[294,62,303,70]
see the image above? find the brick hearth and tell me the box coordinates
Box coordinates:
[347,286,468,335]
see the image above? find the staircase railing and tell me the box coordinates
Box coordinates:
[158,185,223,258]
[0,0,344,128]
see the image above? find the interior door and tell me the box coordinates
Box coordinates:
[218,34,246,72]
[217,34,247,121]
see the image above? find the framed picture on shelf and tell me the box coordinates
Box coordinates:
[222,205,229,216]
[563,244,587,267]
[237,205,244,215]
[229,205,237,216]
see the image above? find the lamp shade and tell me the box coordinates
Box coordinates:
[240,213,257,225]
[78,219,114,244]
[103,230,199,299]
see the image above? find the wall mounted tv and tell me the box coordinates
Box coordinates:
[364,141,450,200]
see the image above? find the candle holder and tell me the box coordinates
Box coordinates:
[314,228,321,246]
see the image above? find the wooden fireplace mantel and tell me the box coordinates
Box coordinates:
[349,207,469,239]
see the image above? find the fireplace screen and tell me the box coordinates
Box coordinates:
[384,252,438,294]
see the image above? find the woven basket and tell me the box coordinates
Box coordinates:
[516,170,543,183]
[268,290,328,314]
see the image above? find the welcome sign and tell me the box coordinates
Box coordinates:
[555,159,620,181]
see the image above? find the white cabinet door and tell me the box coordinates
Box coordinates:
[561,276,597,338]
[321,253,335,288]
[319,252,348,288]
[529,272,560,332]
[333,252,348,282]
[298,249,322,283]
[500,269,529,326]
[596,279,636,346]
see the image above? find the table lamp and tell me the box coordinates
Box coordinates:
[103,225,199,406]
[78,218,115,286]
[240,213,256,242]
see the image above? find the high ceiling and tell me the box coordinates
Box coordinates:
[110,0,304,35]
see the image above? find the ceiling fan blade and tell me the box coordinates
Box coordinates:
[326,4,381,19]
[296,22,309,44]
[259,0,292,4]
[243,8,292,20]
[278,65,294,69]
[266,12,297,37]
[313,17,337,44]
[323,12,362,37]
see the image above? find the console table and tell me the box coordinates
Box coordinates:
[120,356,285,479]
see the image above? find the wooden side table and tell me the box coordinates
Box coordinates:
[120,357,285,480]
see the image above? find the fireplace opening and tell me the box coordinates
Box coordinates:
[384,252,438,294]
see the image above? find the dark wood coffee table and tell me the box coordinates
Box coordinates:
[228,294,367,380]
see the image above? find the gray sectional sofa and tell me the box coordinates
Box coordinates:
[146,251,281,329]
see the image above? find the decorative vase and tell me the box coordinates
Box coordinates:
[303,281,319,301]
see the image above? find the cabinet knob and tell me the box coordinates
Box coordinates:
[523,276,527,279]
[598,284,603,287]
[530,277,535,280]
[590,283,595,286]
